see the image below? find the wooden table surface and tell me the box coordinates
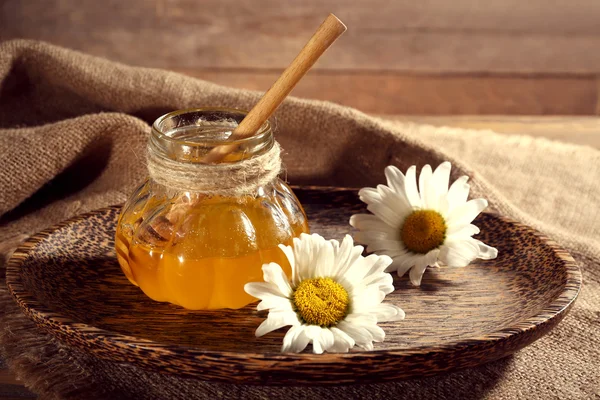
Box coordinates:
[1,115,598,399]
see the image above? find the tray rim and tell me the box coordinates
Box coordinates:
[5,188,582,383]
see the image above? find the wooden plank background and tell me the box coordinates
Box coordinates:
[2,0,600,115]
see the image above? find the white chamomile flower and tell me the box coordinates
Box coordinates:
[350,162,498,286]
[244,233,405,354]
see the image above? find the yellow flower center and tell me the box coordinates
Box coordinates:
[400,210,447,254]
[292,277,349,327]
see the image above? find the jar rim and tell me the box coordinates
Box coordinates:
[151,107,272,147]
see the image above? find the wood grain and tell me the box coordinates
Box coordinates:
[0,370,35,400]
[3,0,600,74]
[160,0,600,33]
[0,369,20,385]
[184,69,598,115]
[230,14,346,139]
[2,0,600,115]
[4,188,581,385]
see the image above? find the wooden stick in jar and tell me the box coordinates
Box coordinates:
[202,13,347,163]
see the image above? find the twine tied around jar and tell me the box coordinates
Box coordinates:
[146,139,282,197]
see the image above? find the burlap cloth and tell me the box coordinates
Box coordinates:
[0,40,598,399]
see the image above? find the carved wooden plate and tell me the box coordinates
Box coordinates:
[6,187,581,385]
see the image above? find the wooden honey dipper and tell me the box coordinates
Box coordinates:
[202,13,347,163]
[144,14,347,242]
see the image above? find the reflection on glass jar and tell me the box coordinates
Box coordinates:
[115,108,309,310]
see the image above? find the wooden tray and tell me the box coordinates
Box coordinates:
[6,187,581,386]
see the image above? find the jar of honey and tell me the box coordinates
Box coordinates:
[115,108,309,310]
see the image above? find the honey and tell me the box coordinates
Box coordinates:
[115,183,308,309]
[115,108,309,310]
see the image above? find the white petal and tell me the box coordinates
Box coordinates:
[244,281,285,300]
[361,254,394,280]
[293,234,315,282]
[358,187,381,204]
[474,239,498,260]
[424,249,441,266]
[367,202,404,227]
[393,262,413,277]
[351,286,386,311]
[446,198,488,227]
[409,263,428,286]
[312,340,323,354]
[290,237,305,283]
[244,282,293,312]
[337,320,374,348]
[282,325,311,353]
[316,328,335,352]
[432,162,452,195]
[255,311,299,337]
[447,223,480,237]
[366,324,385,342]
[426,162,451,211]
[372,304,405,322]
[354,230,394,242]
[438,195,450,216]
[365,254,393,275]
[419,164,434,208]
[303,325,325,354]
[339,257,370,289]
[439,239,480,267]
[291,329,312,353]
[377,184,412,216]
[384,165,406,194]
[311,234,332,278]
[313,234,334,278]
[446,175,470,214]
[361,342,374,351]
[344,253,390,288]
[361,239,404,253]
[349,214,397,235]
[281,325,299,352]
[404,165,422,208]
[329,327,356,352]
[371,247,408,260]
[261,263,292,297]
[304,325,323,339]
[343,313,376,324]
[278,243,296,283]
[345,316,386,342]
[332,235,364,278]
[256,295,294,312]
[389,254,421,276]
[363,272,395,295]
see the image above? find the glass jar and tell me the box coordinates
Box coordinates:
[115,108,309,310]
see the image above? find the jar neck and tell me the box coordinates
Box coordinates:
[150,108,274,163]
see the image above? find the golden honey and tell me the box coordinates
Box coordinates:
[115,108,309,310]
